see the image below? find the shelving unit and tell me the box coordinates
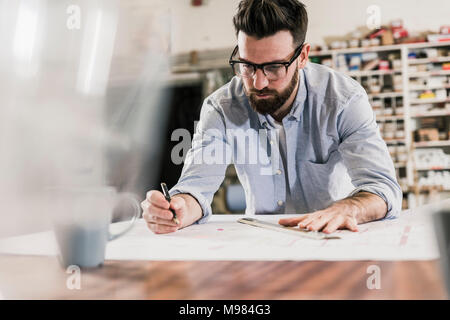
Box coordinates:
[310,41,450,209]
[413,140,450,147]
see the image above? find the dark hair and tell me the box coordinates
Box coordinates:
[233,0,308,46]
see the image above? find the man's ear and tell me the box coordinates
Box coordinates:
[298,43,310,69]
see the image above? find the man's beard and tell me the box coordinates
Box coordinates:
[245,68,299,115]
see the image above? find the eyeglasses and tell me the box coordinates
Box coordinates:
[228,43,304,81]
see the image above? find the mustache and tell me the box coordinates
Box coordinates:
[248,88,277,95]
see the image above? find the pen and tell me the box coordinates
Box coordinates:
[160,182,180,225]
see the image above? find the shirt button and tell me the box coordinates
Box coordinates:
[276,169,282,175]
[277,200,284,206]
[269,140,274,145]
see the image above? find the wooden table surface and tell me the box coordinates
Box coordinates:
[0,254,447,299]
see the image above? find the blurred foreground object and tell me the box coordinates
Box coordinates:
[0,0,171,237]
[433,209,450,297]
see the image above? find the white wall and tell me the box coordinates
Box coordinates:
[167,0,450,54]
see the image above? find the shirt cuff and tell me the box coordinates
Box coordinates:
[349,185,401,220]
[169,187,212,224]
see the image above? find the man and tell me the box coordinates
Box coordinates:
[141,0,402,234]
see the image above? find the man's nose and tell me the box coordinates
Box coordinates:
[252,68,269,91]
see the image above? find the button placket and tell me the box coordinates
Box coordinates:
[267,125,285,212]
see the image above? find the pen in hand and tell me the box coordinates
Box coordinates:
[160,182,180,225]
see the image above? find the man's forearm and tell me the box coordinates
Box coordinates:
[333,191,388,224]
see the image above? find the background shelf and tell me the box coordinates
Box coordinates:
[309,41,450,209]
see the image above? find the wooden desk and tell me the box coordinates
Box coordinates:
[0,254,447,299]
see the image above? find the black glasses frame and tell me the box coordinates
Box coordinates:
[228,43,305,79]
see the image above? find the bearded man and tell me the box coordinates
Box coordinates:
[141,0,402,234]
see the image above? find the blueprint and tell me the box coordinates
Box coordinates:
[1,199,447,261]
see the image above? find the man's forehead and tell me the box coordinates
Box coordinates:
[237,30,295,64]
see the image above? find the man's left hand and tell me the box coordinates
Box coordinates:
[278,206,359,234]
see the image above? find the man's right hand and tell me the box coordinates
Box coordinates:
[141,191,201,234]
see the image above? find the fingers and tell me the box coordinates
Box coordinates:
[142,190,189,234]
[298,214,318,229]
[143,206,179,234]
[344,217,359,232]
[141,200,173,220]
[278,214,309,226]
[323,215,358,233]
[283,213,321,230]
[322,215,345,234]
[296,210,359,233]
[145,214,179,227]
[146,190,170,210]
[305,213,333,231]
[146,222,178,234]
[143,208,179,234]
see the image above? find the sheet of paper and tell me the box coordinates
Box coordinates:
[0,201,446,261]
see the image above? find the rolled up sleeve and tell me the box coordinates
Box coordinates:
[337,90,403,219]
[169,98,232,224]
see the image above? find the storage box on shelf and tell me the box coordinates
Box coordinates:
[310,41,450,208]
[414,148,450,170]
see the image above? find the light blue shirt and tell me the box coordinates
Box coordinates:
[170,62,402,223]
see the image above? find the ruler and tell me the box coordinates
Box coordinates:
[237,217,341,240]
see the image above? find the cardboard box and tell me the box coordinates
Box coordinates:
[415,128,439,142]
[382,30,394,45]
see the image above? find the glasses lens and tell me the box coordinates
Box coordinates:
[263,64,286,80]
[236,63,255,78]
[232,62,287,80]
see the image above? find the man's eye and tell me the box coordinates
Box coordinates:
[264,64,283,73]
[241,64,253,71]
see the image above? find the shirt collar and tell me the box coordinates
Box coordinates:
[256,68,307,129]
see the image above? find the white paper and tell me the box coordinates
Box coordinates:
[0,201,446,261]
